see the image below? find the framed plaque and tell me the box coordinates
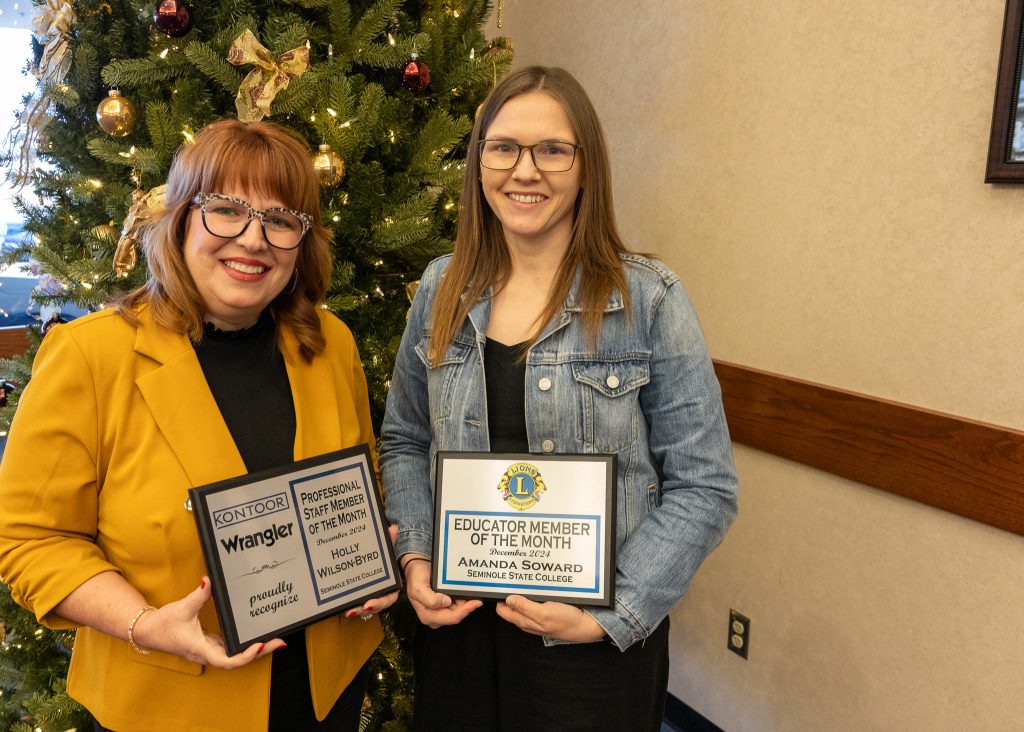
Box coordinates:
[432,452,616,607]
[189,444,400,655]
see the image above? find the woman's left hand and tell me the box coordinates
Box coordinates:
[496,595,606,643]
[344,524,400,621]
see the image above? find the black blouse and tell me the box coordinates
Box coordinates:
[192,313,319,728]
[483,337,529,452]
[192,311,295,472]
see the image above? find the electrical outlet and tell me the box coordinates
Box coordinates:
[728,609,750,659]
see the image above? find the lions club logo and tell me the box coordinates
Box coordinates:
[497,462,547,511]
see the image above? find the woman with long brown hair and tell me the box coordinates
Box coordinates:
[380,66,738,730]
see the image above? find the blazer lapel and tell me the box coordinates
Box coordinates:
[133,311,246,487]
[280,325,342,461]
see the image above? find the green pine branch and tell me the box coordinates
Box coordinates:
[268,66,321,116]
[86,137,162,175]
[453,46,513,90]
[101,56,187,87]
[69,44,101,99]
[309,74,358,154]
[184,40,243,93]
[352,33,430,68]
[325,1,353,57]
[27,243,70,282]
[323,293,364,312]
[409,110,471,175]
[42,81,82,113]
[22,677,89,731]
[284,0,333,8]
[265,16,313,55]
[144,101,180,160]
[420,161,463,195]
[101,182,136,220]
[354,82,386,143]
[373,187,442,249]
[209,14,261,50]
[347,0,403,53]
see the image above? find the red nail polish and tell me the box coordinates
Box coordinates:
[256,643,265,654]
[199,579,207,590]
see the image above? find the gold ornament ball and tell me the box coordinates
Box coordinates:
[312,144,345,187]
[96,90,137,137]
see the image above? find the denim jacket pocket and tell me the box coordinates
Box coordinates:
[571,358,651,452]
[415,334,474,426]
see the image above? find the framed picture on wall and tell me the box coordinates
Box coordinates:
[987,0,1024,182]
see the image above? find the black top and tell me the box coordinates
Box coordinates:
[192,311,296,472]
[484,337,529,452]
[192,312,316,727]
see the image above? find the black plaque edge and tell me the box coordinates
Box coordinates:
[188,444,401,655]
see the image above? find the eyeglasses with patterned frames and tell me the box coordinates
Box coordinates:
[192,192,312,250]
[478,139,582,172]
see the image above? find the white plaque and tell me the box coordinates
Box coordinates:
[432,452,616,607]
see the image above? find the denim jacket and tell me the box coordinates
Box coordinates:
[380,253,738,651]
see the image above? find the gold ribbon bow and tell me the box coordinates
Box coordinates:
[227,29,309,123]
[35,0,75,79]
[113,184,167,276]
[3,0,76,187]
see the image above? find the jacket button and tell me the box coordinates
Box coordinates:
[538,377,552,391]
[183,497,193,512]
[606,374,620,389]
[542,439,555,452]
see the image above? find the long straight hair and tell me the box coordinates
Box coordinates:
[118,119,333,361]
[427,66,632,365]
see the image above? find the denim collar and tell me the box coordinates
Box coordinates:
[461,265,625,314]
[563,266,624,313]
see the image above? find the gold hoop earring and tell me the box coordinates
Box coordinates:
[286,270,299,294]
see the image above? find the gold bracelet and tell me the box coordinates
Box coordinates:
[127,605,156,655]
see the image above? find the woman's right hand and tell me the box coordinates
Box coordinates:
[402,556,482,628]
[131,576,284,669]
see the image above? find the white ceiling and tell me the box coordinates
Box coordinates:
[0,0,31,29]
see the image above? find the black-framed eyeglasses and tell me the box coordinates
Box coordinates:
[192,192,312,250]
[478,139,581,172]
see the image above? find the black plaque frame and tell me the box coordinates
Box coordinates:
[189,444,400,655]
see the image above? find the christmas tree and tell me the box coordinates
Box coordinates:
[0,0,511,729]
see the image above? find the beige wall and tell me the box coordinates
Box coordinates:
[489,2,1024,730]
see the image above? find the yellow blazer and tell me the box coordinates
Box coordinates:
[0,306,383,731]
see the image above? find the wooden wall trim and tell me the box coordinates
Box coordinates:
[0,327,29,360]
[713,360,1024,536]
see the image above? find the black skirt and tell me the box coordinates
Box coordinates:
[412,601,669,731]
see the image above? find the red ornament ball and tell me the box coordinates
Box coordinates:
[153,0,192,38]
[401,56,430,92]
